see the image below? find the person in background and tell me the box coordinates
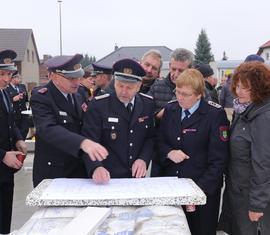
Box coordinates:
[0,49,27,234]
[78,69,96,103]
[139,49,162,93]
[6,71,29,139]
[157,69,229,235]
[92,63,112,96]
[218,61,270,235]
[30,54,108,187]
[148,48,194,120]
[196,63,219,103]
[82,59,155,184]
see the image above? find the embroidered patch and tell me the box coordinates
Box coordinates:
[219,126,229,142]
[38,87,48,94]
[81,102,88,112]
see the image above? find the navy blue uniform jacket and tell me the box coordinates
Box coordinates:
[157,99,229,195]
[82,92,155,178]
[30,81,87,187]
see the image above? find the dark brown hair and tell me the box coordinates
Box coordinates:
[231,61,270,103]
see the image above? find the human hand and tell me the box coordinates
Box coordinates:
[132,159,147,178]
[16,140,27,154]
[2,151,23,169]
[248,211,264,222]
[80,139,108,161]
[13,94,21,102]
[167,150,189,163]
[92,167,110,184]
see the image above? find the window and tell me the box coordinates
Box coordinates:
[266,52,269,61]
[32,51,35,63]
[27,49,30,62]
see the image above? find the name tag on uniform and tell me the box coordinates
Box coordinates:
[183,128,197,134]
[108,117,119,123]
[59,111,67,116]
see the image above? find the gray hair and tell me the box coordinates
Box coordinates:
[171,48,194,67]
[141,49,163,69]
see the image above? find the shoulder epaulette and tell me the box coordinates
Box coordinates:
[139,93,153,99]
[208,100,222,108]
[95,93,110,100]
[168,99,177,104]
[38,87,48,94]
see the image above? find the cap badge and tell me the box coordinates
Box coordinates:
[111,131,117,140]
[123,68,133,74]
[4,58,12,64]
[73,64,81,70]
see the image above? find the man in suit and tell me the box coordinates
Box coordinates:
[0,49,27,234]
[82,58,155,184]
[6,71,30,139]
[30,54,108,187]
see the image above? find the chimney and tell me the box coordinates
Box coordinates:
[114,43,119,51]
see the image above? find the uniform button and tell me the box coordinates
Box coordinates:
[48,162,52,166]
[145,125,148,128]
[243,127,245,130]
[177,137,180,141]
[130,130,133,133]
[63,120,67,123]
[129,143,133,146]
[112,126,115,130]
[176,171,179,174]
[130,156,133,159]
[9,126,11,129]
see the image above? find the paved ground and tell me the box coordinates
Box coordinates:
[10,153,227,234]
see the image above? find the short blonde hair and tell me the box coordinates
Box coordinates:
[175,69,205,96]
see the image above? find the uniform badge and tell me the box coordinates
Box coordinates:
[182,128,197,134]
[4,58,12,64]
[111,131,117,140]
[123,68,133,74]
[219,126,229,142]
[138,116,149,123]
[38,87,48,94]
[81,102,88,112]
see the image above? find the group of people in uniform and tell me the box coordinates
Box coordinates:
[1,46,270,235]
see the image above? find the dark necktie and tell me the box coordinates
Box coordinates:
[182,109,190,123]
[0,90,9,112]
[126,103,133,114]
[67,94,74,108]
[15,85,20,93]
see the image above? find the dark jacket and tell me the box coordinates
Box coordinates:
[30,81,87,187]
[0,89,22,183]
[205,81,219,104]
[157,99,229,195]
[147,74,176,113]
[82,92,155,178]
[219,80,235,108]
[219,99,270,235]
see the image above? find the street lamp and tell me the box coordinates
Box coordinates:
[57,0,63,55]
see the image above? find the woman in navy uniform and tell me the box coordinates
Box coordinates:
[0,50,27,234]
[30,54,108,187]
[157,69,229,235]
[82,59,155,184]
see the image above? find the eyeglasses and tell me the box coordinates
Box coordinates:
[175,90,195,98]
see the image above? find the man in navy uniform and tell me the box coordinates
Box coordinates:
[0,49,27,234]
[82,58,155,184]
[92,63,112,96]
[6,71,30,139]
[30,54,108,187]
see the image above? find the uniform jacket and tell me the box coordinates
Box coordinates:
[82,92,155,178]
[30,81,87,187]
[77,85,91,103]
[205,81,219,104]
[0,89,22,182]
[6,83,28,120]
[157,99,229,195]
[219,99,270,235]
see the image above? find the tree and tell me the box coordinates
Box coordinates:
[194,29,214,64]
[81,54,96,68]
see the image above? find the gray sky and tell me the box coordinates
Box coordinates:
[1,0,269,61]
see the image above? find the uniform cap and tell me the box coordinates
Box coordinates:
[92,63,112,75]
[244,54,265,63]
[195,64,214,78]
[45,54,84,79]
[113,58,146,83]
[0,49,17,71]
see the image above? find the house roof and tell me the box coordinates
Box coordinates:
[96,46,173,67]
[215,60,243,69]
[257,40,270,55]
[0,28,40,64]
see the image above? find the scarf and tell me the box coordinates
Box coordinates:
[233,98,251,114]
